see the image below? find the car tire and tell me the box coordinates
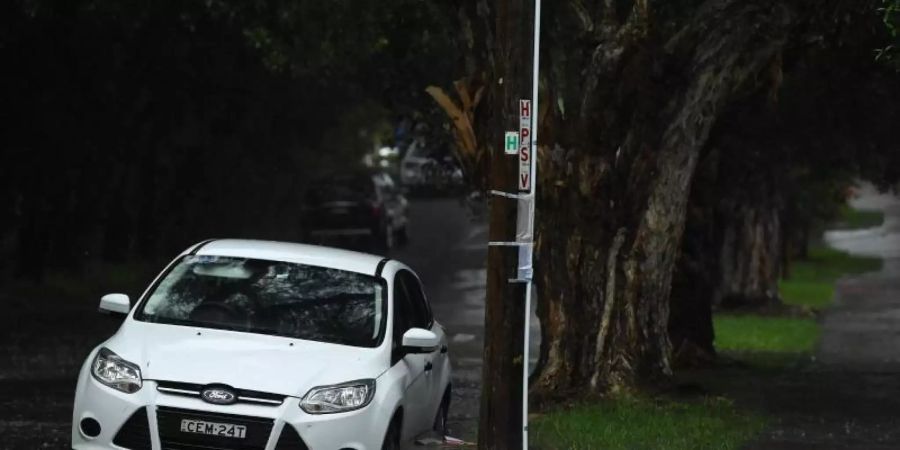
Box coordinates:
[382,416,402,450]
[383,223,395,251]
[396,224,409,246]
[433,388,451,436]
[372,223,394,254]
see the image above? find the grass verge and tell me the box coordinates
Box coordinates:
[779,246,882,309]
[530,397,766,450]
[531,206,885,449]
[714,315,819,354]
[829,206,884,230]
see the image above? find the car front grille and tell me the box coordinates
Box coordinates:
[156,406,274,450]
[156,380,287,406]
[112,406,152,450]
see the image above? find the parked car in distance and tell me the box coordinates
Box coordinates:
[303,171,409,251]
[400,141,464,196]
[72,239,452,450]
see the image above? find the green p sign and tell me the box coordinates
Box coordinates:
[505,131,519,155]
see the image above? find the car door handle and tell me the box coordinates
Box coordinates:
[425,361,433,372]
[440,345,448,354]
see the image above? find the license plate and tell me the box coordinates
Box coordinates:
[180,419,246,439]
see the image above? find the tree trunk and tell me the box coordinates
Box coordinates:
[716,201,783,309]
[669,156,721,367]
[530,0,794,397]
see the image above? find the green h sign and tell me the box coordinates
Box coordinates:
[505,131,519,155]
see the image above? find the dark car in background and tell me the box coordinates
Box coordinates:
[302,172,409,251]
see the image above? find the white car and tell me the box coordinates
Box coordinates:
[72,239,451,450]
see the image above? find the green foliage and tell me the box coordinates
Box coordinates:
[876,0,900,68]
[0,0,459,278]
[530,397,766,450]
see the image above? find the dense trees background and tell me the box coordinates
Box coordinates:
[2,1,899,447]
[0,0,456,281]
[432,5,899,446]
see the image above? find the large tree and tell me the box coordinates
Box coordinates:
[431,3,851,445]
[669,6,900,360]
[435,0,863,402]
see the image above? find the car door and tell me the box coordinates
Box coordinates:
[399,270,445,428]
[392,272,431,438]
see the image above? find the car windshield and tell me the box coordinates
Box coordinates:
[135,255,385,347]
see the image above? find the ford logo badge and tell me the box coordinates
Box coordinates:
[201,386,237,405]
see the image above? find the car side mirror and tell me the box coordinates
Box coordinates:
[403,328,441,355]
[401,328,439,354]
[99,293,131,316]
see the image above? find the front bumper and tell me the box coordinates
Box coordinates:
[72,376,389,450]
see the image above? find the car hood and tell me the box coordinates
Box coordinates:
[106,321,386,398]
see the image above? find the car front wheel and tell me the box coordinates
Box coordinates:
[381,416,402,450]
[433,388,450,437]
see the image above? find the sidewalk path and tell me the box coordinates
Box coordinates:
[748,185,900,449]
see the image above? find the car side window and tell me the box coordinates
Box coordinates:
[399,270,432,329]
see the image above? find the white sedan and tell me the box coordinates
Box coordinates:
[71,239,451,450]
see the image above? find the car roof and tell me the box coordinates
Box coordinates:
[188,239,387,276]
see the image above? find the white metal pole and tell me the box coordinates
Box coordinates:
[522,278,533,449]
[523,0,541,448]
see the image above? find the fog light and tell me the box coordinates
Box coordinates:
[80,417,101,438]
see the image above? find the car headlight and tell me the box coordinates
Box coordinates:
[91,348,142,393]
[300,379,375,414]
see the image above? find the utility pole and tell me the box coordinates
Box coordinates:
[478,0,535,448]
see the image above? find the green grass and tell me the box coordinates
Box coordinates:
[713,315,820,363]
[541,205,887,450]
[530,397,766,450]
[830,206,885,230]
[779,246,882,309]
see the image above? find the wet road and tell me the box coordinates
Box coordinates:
[0,197,494,448]
[388,197,489,442]
[388,197,541,444]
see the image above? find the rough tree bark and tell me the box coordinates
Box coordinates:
[434,0,858,403]
[717,197,783,309]
[669,138,785,364]
[531,0,794,397]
